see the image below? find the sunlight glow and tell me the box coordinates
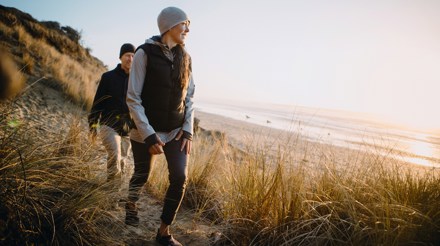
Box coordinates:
[403,134,440,168]
[383,113,440,134]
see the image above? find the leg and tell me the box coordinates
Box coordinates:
[99,125,122,181]
[125,139,155,226]
[120,136,132,173]
[155,138,187,245]
[127,139,155,203]
[161,138,189,226]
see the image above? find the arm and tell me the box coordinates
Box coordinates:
[126,49,162,149]
[181,74,195,138]
[176,73,195,154]
[88,73,108,130]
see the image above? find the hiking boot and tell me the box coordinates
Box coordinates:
[156,235,182,246]
[155,229,182,246]
[125,201,139,227]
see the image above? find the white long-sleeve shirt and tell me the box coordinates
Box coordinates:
[126,39,195,144]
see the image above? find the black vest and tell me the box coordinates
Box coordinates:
[138,43,187,132]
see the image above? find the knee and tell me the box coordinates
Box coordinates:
[130,170,149,186]
[170,173,187,188]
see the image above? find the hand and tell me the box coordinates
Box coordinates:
[148,135,165,155]
[175,130,192,155]
[89,128,98,144]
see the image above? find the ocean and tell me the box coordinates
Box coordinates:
[195,100,440,168]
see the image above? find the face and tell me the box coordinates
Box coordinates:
[120,52,134,72]
[168,21,190,44]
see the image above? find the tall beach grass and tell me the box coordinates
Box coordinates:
[2,94,439,245]
[0,102,127,245]
[150,126,440,245]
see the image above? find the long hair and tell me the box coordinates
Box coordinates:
[174,44,191,90]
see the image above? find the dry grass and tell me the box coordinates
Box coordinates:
[1,96,438,245]
[0,10,106,110]
[128,120,440,245]
[0,102,126,245]
[23,33,104,109]
[168,129,440,245]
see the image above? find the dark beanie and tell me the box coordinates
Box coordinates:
[119,43,135,58]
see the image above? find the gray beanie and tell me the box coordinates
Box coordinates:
[157,7,189,35]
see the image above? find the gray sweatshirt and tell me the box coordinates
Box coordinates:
[126,38,195,144]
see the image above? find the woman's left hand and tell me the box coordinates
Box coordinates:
[175,130,192,155]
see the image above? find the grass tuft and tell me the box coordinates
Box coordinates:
[181,127,440,245]
[0,101,126,245]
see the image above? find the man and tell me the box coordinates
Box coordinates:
[88,43,135,182]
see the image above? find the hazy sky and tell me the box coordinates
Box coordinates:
[3,0,440,131]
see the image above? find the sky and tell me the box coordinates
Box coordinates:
[2,0,440,131]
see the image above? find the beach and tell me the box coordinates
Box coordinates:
[195,109,440,175]
[195,109,359,167]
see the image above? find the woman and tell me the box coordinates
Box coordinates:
[125,6,195,246]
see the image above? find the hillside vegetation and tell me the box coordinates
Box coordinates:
[0,4,106,108]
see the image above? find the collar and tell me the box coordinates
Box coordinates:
[115,64,129,76]
[146,35,174,62]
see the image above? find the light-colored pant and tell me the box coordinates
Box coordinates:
[99,125,131,180]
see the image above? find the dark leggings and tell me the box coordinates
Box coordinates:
[128,138,188,225]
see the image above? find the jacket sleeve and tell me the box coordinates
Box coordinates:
[181,73,195,136]
[88,73,108,128]
[126,48,156,141]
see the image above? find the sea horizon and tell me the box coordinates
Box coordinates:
[195,99,440,169]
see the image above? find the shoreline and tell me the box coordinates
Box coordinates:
[195,110,440,173]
